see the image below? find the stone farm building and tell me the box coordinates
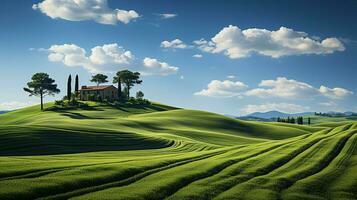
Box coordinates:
[79,85,118,101]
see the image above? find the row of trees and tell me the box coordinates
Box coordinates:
[89,70,142,100]
[277,116,311,125]
[66,74,79,101]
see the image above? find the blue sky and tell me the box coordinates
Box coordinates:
[0,0,356,115]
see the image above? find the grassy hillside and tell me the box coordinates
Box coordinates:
[0,102,356,200]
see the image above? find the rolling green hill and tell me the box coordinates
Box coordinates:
[0,102,355,200]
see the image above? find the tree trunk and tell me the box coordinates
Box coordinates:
[127,85,130,99]
[40,91,43,111]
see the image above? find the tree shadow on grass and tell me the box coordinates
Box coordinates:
[45,105,104,112]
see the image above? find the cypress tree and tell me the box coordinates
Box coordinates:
[67,74,72,101]
[297,116,304,125]
[75,74,79,95]
[117,76,122,99]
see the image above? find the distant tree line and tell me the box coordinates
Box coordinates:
[314,112,356,117]
[277,116,311,125]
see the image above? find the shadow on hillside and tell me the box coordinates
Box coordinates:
[46,105,104,112]
[59,111,109,120]
[112,104,169,113]
[0,128,173,156]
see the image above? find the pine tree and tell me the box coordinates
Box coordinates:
[24,73,60,111]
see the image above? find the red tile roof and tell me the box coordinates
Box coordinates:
[79,85,115,91]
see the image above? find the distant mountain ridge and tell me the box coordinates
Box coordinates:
[246,111,315,119]
[240,110,357,120]
[0,111,10,114]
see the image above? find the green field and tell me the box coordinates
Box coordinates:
[0,102,356,200]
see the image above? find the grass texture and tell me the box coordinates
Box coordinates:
[0,102,355,200]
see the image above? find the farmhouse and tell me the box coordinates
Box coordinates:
[79,85,118,101]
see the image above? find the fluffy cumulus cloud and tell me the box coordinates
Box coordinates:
[0,101,36,110]
[142,57,178,76]
[242,103,310,114]
[47,43,134,72]
[246,77,353,99]
[158,13,177,19]
[246,77,318,98]
[318,86,353,99]
[194,25,345,59]
[161,39,190,49]
[32,0,140,25]
[195,80,248,98]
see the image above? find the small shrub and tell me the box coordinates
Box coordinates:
[54,100,64,107]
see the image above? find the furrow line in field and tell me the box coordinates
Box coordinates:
[211,125,354,200]
[277,129,356,199]
[280,130,357,200]
[209,126,345,199]
[161,139,299,200]
[0,159,139,181]
[35,149,227,200]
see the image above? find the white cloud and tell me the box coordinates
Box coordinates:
[161,39,190,49]
[227,75,235,79]
[246,77,318,98]
[142,57,178,76]
[116,9,140,24]
[194,25,345,59]
[158,13,177,19]
[193,38,216,52]
[0,101,36,110]
[242,103,310,114]
[180,75,184,80]
[319,86,353,99]
[246,77,353,99]
[89,44,134,65]
[195,80,248,98]
[33,0,140,25]
[193,54,203,58]
[47,43,134,73]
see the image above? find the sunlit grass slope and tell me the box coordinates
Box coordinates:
[0,102,355,200]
